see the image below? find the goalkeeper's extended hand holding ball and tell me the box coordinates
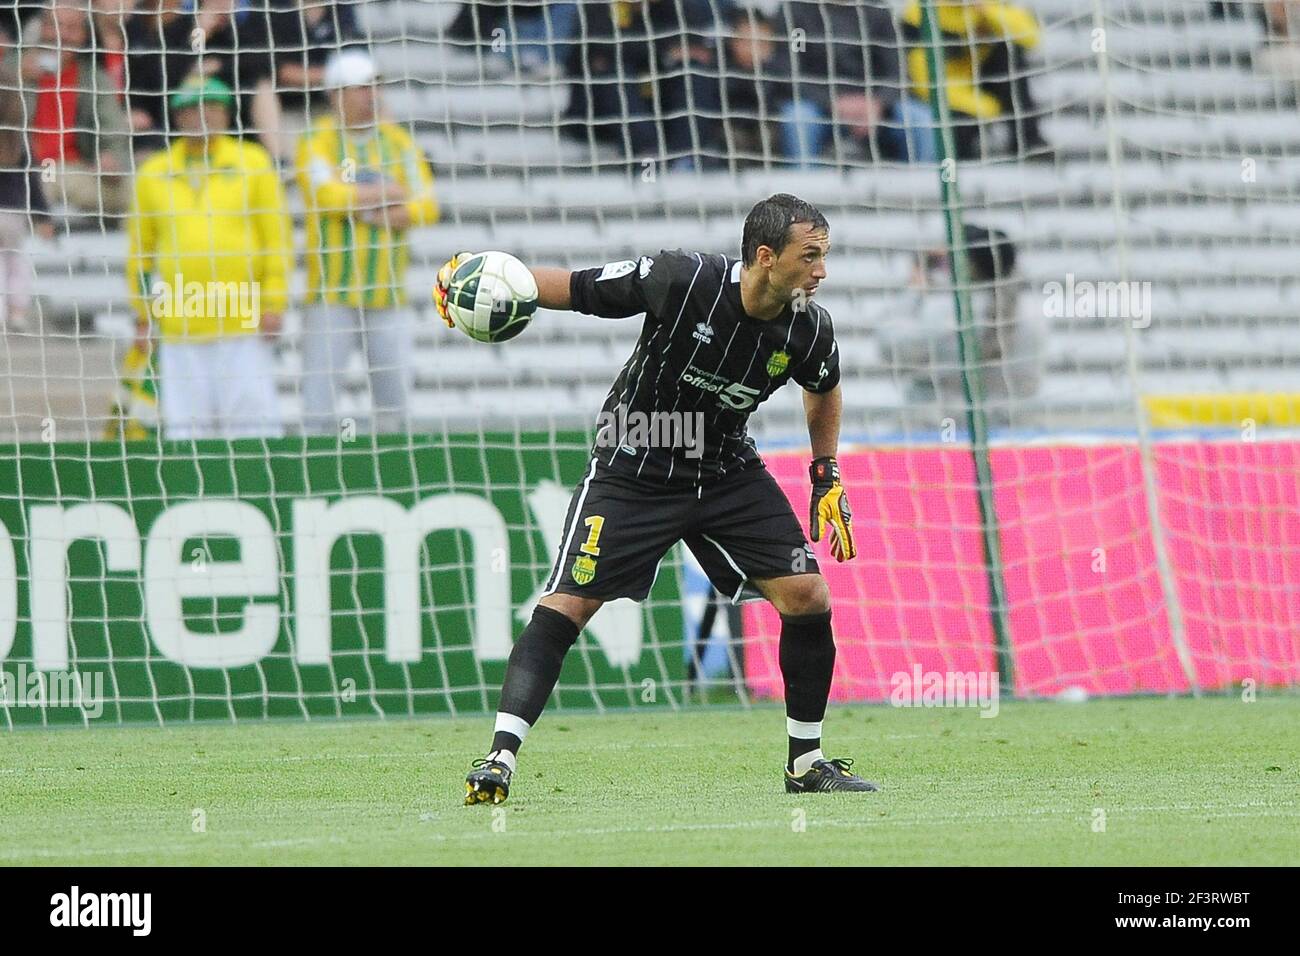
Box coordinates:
[433,250,473,328]
[436,251,538,343]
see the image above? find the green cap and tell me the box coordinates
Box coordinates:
[169,76,235,112]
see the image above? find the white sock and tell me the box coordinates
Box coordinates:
[486,749,517,773]
[494,712,531,743]
[787,718,822,740]
[792,748,824,777]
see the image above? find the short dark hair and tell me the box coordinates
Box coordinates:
[741,194,829,266]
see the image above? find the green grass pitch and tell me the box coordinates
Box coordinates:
[2,697,1296,866]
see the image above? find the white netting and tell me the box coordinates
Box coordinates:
[0,0,1296,726]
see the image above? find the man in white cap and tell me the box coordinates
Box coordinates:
[295,49,439,435]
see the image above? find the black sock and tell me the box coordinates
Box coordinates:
[490,604,580,756]
[779,610,835,771]
[489,730,524,756]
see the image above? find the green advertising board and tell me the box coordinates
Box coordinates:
[0,433,685,727]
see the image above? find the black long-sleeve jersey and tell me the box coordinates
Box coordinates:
[568,249,840,488]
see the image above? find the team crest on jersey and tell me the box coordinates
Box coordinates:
[692,322,714,344]
[572,555,597,586]
[766,350,790,377]
[638,256,654,278]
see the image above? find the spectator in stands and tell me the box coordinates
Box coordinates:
[720,9,780,162]
[1255,1,1300,89]
[0,60,53,334]
[125,0,283,161]
[562,0,730,170]
[92,0,136,91]
[295,50,438,435]
[19,0,132,217]
[560,1,651,157]
[268,0,362,159]
[514,2,580,77]
[446,1,581,78]
[191,0,283,161]
[774,0,934,166]
[899,0,1052,161]
[876,224,1041,427]
[124,0,195,154]
[126,76,291,438]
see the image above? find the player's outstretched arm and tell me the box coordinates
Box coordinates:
[530,259,664,317]
[530,267,573,310]
[435,251,664,325]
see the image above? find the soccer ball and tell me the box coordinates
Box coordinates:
[443,251,538,343]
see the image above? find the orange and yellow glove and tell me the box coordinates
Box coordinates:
[433,251,473,328]
[809,456,857,562]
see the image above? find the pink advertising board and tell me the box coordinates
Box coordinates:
[744,441,1300,698]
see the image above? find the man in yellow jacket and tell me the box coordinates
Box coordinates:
[126,76,292,439]
[901,1,1051,160]
[296,50,438,435]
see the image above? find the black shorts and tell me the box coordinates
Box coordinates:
[541,458,819,604]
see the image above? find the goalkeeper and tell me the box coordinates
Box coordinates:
[436,194,876,803]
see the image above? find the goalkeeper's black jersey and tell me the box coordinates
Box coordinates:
[568,249,841,487]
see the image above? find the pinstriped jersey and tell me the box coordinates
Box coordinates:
[569,249,840,487]
[296,118,438,309]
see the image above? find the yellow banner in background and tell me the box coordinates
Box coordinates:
[1143,394,1300,428]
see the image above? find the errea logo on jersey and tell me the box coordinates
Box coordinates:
[692,322,714,344]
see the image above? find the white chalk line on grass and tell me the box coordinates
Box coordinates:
[3,799,1295,861]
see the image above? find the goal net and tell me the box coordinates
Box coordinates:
[1,0,1297,726]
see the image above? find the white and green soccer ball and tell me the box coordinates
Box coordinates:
[443,250,538,343]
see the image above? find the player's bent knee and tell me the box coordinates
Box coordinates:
[539,591,604,630]
[759,573,832,617]
[788,575,832,616]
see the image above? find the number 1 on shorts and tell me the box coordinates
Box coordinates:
[580,515,605,556]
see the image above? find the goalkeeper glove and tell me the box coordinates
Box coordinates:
[809,456,857,562]
[433,251,473,328]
